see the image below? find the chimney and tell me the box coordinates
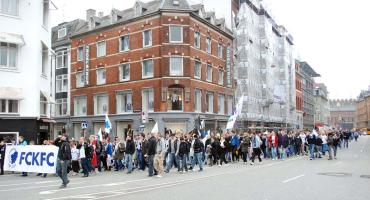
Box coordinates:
[86,9,96,21]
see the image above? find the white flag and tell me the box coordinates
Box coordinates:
[97,128,103,142]
[151,122,159,134]
[105,113,112,134]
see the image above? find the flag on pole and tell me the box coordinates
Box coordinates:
[202,130,211,144]
[227,95,244,130]
[151,122,159,134]
[97,128,103,142]
[200,119,205,130]
[105,113,112,134]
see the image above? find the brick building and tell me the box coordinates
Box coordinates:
[68,0,234,139]
[329,99,356,130]
[356,87,370,130]
[295,60,303,129]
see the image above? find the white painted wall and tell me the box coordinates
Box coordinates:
[0,0,51,118]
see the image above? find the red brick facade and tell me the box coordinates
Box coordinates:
[70,13,234,117]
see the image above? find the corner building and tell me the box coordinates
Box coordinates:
[69,0,234,139]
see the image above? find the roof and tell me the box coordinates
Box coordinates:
[70,0,232,39]
[300,61,321,78]
[51,19,87,49]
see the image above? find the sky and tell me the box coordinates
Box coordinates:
[50,0,370,100]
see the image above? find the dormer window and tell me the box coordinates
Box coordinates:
[89,17,95,29]
[135,3,142,16]
[58,28,66,38]
[173,0,180,6]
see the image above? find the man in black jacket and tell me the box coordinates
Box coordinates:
[56,134,71,188]
[0,139,6,175]
[125,135,135,174]
[147,133,157,177]
[192,134,204,171]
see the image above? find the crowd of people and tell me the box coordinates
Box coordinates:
[0,128,363,189]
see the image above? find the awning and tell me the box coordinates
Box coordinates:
[40,118,56,124]
[40,91,55,104]
[0,87,23,99]
[0,32,25,46]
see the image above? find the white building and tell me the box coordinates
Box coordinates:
[233,0,296,130]
[0,0,53,144]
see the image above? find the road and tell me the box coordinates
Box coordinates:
[1,136,369,200]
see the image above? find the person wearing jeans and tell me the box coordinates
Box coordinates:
[78,137,89,177]
[125,135,135,174]
[165,134,179,173]
[56,135,71,188]
[192,135,204,171]
[268,132,279,160]
[307,133,316,160]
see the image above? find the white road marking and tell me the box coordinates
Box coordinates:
[282,174,305,183]
[39,178,149,195]
[0,181,88,192]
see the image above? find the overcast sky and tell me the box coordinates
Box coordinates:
[51,0,370,100]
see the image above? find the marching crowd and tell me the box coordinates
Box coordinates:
[0,128,362,189]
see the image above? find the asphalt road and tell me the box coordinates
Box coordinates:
[1,136,369,200]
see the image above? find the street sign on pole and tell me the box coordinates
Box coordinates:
[141,111,148,124]
[81,122,88,129]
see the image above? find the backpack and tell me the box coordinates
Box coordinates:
[87,145,94,158]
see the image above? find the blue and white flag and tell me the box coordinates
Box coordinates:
[105,114,112,134]
[97,128,103,142]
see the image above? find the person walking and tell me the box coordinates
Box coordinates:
[125,135,135,174]
[307,131,317,160]
[268,131,279,160]
[113,137,125,171]
[78,137,89,178]
[165,133,180,173]
[56,135,71,188]
[154,133,165,177]
[192,134,204,171]
[19,136,28,177]
[147,132,157,177]
[178,136,189,172]
[70,141,80,176]
[0,139,5,175]
[240,135,250,164]
[250,133,262,165]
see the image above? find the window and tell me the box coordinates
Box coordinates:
[218,94,225,114]
[218,43,223,58]
[76,72,85,88]
[119,35,130,52]
[143,30,152,47]
[142,89,154,112]
[218,69,224,85]
[0,0,19,16]
[96,41,106,57]
[194,60,201,79]
[43,0,49,27]
[206,37,212,53]
[56,75,68,93]
[116,91,133,113]
[206,64,212,82]
[0,42,17,69]
[0,99,19,114]
[167,88,183,111]
[119,63,130,81]
[206,92,214,113]
[94,94,109,115]
[195,89,202,113]
[96,68,106,85]
[227,96,233,115]
[135,3,142,16]
[194,31,201,48]
[77,46,84,61]
[56,50,68,69]
[55,99,67,116]
[169,26,183,43]
[42,43,48,76]
[58,28,67,38]
[142,59,154,78]
[170,57,183,76]
[40,94,48,116]
[74,96,87,116]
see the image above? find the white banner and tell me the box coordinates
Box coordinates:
[4,145,59,174]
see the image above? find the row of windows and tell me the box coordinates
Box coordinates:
[76,58,226,88]
[0,99,19,114]
[74,89,233,116]
[76,26,225,61]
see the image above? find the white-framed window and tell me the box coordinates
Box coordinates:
[77,46,84,61]
[206,92,214,113]
[169,26,183,43]
[41,43,48,76]
[194,60,201,79]
[143,29,152,47]
[96,67,106,85]
[227,95,233,115]
[167,88,183,111]
[142,88,154,112]
[94,94,109,115]
[56,50,68,69]
[206,37,212,54]
[194,31,201,49]
[0,99,19,114]
[0,42,17,69]
[194,89,202,113]
[116,91,133,113]
[40,94,48,116]
[142,59,154,78]
[218,93,225,114]
[119,35,130,52]
[96,41,106,57]
[170,57,183,76]
[0,0,19,16]
[76,71,85,88]
[55,98,67,116]
[206,64,212,82]
[42,0,49,27]
[56,74,68,93]
[58,28,67,38]
[74,96,87,116]
[119,63,130,81]
[218,43,223,58]
[218,69,224,85]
